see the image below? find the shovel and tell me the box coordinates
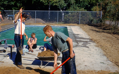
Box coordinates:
[18,13,23,55]
[50,57,71,74]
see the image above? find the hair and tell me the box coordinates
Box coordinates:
[43,25,52,32]
[31,33,35,37]
[22,13,28,18]
[14,12,29,19]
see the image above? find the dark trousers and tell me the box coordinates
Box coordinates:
[62,50,77,74]
[44,43,53,51]
[14,35,24,65]
[28,44,37,49]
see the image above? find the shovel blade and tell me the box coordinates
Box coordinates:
[18,46,23,55]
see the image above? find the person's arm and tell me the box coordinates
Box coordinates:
[66,37,75,58]
[0,15,3,21]
[56,32,74,58]
[27,38,30,43]
[54,49,58,69]
[32,38,37,44]
[14,8,22,23]
[44,36,47,42]
[24,33,28,40]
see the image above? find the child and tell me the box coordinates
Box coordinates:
[43,25,77,74]
[27,33,37,52]
[43,36,53,51]
[14,8,28,69]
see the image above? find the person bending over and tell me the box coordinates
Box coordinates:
[43,25,77,74]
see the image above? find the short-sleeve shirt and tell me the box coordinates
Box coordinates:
[51,32,69,52]
[13,19,25,35]
[46,37,52,44]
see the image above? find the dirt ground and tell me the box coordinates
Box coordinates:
[0,67,114,74]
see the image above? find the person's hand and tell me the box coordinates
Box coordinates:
[54,63,57,69]
[44,49,46,51]
[19,8,22,13]
[70,52,75,58]
[26,35,28,40]
[12,45,15,48]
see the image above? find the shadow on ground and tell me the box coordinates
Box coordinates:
[26,67,51,74]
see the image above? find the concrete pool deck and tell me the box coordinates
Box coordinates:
[0,25,119,72]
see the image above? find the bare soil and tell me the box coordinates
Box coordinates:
[37,50,60,57]
[0,67,115,74]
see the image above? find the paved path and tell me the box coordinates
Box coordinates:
[67,26,119,72]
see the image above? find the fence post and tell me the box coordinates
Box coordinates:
[79,11,81,24]
[101,11,102,18]
[35,11,36,23]
[57,11,59,24]
[13,10,14,20]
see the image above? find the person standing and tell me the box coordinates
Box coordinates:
[43,25,77,74]
[13,8,28,69]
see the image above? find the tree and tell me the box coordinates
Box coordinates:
[75,0,103,11]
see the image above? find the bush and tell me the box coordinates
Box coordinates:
[64,12,79,24]
[64,12,93,24]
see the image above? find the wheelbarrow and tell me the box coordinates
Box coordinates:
[36,56,62,68]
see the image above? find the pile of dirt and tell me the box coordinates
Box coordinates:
[25,18,45,24]
[37,50,60,57]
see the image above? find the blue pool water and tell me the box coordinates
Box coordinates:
[0,25,69,45]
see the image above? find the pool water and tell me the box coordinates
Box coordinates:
[0,25,69,45]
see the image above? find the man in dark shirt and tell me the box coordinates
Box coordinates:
[43,25,77,74]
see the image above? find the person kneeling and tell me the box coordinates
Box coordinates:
[43,36,53,51]
[27,33,37,52]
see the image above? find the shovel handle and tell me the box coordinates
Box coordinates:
[50,57,71,74]
[20,13,22,39]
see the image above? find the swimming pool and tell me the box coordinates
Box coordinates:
[0,25,69,45]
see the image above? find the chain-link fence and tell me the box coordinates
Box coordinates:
[2,10,102,24]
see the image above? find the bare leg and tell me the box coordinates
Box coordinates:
[27,42,33,52]
[44,47,46,51]
[30,44,33,52]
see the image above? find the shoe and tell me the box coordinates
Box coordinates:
[14,62,18,65]
[17,65,25,69]
[31,49,33,52]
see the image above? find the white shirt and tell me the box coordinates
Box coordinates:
[46,37,52,44]
[14,19,25,35]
